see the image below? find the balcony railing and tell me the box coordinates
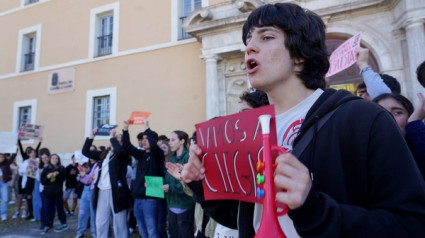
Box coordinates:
[24,52,35,71]
[179,16,192,40]
[97,34,113,56]
[26,0,39,4]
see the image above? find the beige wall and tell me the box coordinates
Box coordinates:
[0,0,178,74]
[0,41,205,153]
[0,0,20,13]
[0,0,207,155]
[120,1,172,50]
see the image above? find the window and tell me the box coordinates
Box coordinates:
[179,0,202,40]
[92,95,110,128]
[25,0,39,4]
[18,106,32,128]
[23,34,36,71]
[16,25,41,73]
[13,99,37,137]
[89,3,120,58]
[97,15,113,56]
[85,87,117,138]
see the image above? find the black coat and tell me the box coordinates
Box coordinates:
[82,137,133,213]
[41,165,66,197]
[0,153,15,183]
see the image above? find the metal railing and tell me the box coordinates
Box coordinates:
[179,16,192,40]
[97,34,113,56]
[24,52,34,71]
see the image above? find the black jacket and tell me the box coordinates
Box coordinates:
[64,164,78,189]
[0,153,16,183]
[196,89,425,238]
[41,165,66,197]
[122,129,165,199]
[82,137,133,213]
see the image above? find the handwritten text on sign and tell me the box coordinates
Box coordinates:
[195,105,277,203]
[326,32,362,77]
[18,123,44,140]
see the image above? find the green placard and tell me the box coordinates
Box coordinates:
[145,176,164,198]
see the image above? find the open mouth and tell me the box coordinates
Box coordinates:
[246,59,259,73]
[247,59,258,70]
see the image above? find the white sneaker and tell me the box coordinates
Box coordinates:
[8,200,16,204]
[12,211,20,219]
[21,210,27,218]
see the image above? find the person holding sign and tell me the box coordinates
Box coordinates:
[164,130,195,238]
[12,138,40,219]
[182,3,425,238]
[121,119,165,238]
[82,128,133,238]
[15,139,41,220]
[355,47,392,100]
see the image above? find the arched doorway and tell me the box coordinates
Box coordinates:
[326,36,380,95]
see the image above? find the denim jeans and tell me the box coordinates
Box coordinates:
[41,193,50,227]
[0,180,8,219]
[77,186,96,235]
[133,198,160,238]
[32,180,42,221]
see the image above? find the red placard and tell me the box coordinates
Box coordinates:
[195,105,277,203]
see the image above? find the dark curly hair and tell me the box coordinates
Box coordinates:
[239,89,269,108]
[242,3,329,90]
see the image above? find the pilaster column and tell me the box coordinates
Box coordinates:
[202,54,221,120]
[405,19,425,104]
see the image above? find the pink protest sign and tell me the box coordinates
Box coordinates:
[326,32,362,77]
[195,105,278,203]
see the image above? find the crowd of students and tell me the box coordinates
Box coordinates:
[1,2,425,238]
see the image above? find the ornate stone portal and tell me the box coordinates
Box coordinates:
[184,0,425,119]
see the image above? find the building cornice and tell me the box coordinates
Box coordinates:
[184,0,400,41]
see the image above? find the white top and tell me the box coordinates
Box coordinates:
[19,159,29,188]
[97,151,112,190]
[253,88,324,238]
[214,223,238,238]
[275,89,323,152]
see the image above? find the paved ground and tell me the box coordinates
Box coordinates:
[0,215,80,238]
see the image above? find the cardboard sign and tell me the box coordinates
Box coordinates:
[145,176,164,198]
[18,123,44,140]
[326,32,362,77]
[74,150,89,165]
[128,111,151,125]
[95,124,118,136]
[26,158,39,179]
[0,132,18,153]
[195,105,277,203]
